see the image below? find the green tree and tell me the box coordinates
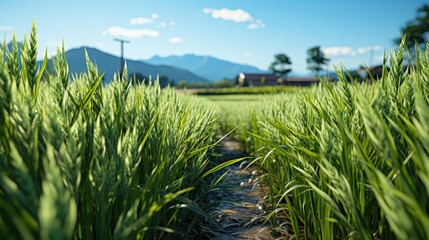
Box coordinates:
[129,72,146,85]
[177,80,187,89]
[216,79,235,88]
[307,46,329,73]
[158,75,170,88]
[395,4,429,54]
[269,53,292,77]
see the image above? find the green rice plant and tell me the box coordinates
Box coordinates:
[203,94,265,143]
[0,23,225,239]
[234,38,429,239]
[6,33,21,86]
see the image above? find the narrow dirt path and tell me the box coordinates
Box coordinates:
[197,138,275,240]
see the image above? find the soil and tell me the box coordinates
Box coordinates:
[194,138,275,240]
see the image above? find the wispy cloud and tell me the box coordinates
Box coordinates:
[169,37,182,44]
[102,27,159,39]
[203,7,265,30]
[0,25,14,31]
[322,47,355,57]
[158,20,175,28]
[357,45,382,55]
[130,13,158,25]
[322,45,383,58]
[243,52,251,57]
[247,19,265,30]
[130,17,154,25]
[203,8,253,23]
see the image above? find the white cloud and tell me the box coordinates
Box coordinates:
[0,25,14,31]
[203,8,212,14]
[130,13,161,25]
[103,27,159,39]
[130,17,154,25]
[169,37,182,44]
[247,19,265,29]
[203,8,265,30]
[170,21,176,27]
[243,52,251,57]
[322,45,383,58]
[357,45,382,55]
[322,47,354,57]
[203,8,253,23]
[160,22,167,28]
[247,23,258,29]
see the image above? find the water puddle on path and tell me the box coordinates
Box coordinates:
[196,138,275,240]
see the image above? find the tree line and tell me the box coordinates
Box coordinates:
[269,46,329,78]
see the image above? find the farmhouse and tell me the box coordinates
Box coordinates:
[237,72,330,87]
[357,65,388,82]
[236,73,280,87]
[278,76,322,86]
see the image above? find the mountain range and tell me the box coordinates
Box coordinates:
[6,42,265,84]
[50,47,210,84]
[146,54,264,81]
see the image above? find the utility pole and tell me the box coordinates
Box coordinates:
[114,38,130,79]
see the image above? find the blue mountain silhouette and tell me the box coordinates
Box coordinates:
[146,54,265,81]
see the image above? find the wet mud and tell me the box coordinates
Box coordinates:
[196,138,275,240]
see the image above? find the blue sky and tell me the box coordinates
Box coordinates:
[1,0,428,74]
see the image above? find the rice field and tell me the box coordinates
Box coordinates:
[2,23,429,240]
[0,24,223,239]
[209,39,429,239]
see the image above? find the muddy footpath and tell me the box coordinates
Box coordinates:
[194,138,276,240]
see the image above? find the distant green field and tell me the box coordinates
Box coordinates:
[194,85,301,95]
[199,94,280,153]
[202,94,268,102]
[199,94,262,134]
